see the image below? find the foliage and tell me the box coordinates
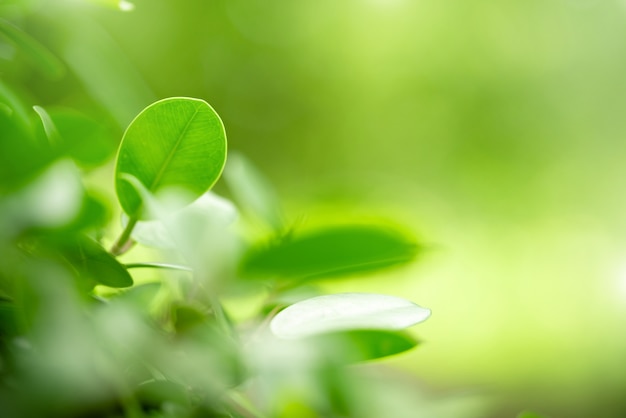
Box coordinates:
[0,2,562,418]
[0,6,439,417]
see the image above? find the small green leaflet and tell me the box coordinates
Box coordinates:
[115,97,227,218]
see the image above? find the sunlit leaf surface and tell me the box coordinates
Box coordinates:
[115,97,227,218]
[270,293,430,339]
[241,224,420,281]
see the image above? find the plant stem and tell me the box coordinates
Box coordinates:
[124,262,193,272]
[110,216,138,256]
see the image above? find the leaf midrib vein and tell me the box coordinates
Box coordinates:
[149,104,202,192]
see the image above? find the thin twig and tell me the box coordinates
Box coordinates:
[124,262,193,272]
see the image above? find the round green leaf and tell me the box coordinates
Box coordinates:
[240,224,420,281]
[115,97,227,218]
[270,293,431,339]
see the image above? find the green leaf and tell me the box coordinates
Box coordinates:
[0,79,33,136]
[136,380,190,410]
[37,107,116,168]
[172,303,214,335]
[0,84,55,192]
[33,105,61,145]
[270,293,431,339]
[62,235,133,288]
[0,18,65,80]
[115,97,227,218]
[315,330,418,362]
[0,301,22,337]
[240,224,420,281]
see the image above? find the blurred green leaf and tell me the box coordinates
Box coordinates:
[0,79,33,136]
[21,189,111,238]
[316,330,418,362]
[114,282,161,307]
[136,380,190,411]
[115,97,227,218]
[224,152,283,229]
[172,303,214,336]
[130,192,237,249]
[37,108,116,168]
[65,191,110,232]
[270,293,431,339]
[240,224,420,281]
[32,105,61,145]
[0,18,64,80]
[0,95,54,193]
[2,160,84,232]
[0,301,21,337]
[62,235,133,288]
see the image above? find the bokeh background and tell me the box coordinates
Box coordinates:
[4,0,626,416]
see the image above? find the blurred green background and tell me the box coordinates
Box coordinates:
[4,0,626,416]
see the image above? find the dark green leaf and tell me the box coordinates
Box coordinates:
[172,304,213,335]
[0,18,65,80]
[0,301,22,337]
[136,380,190,410]
[315,330,418,362]
[240,224,420,281]
[115,97,227,218]
[62,235,133,288]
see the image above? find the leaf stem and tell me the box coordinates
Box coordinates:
[124,262,193,272]
[110,216,138,256]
